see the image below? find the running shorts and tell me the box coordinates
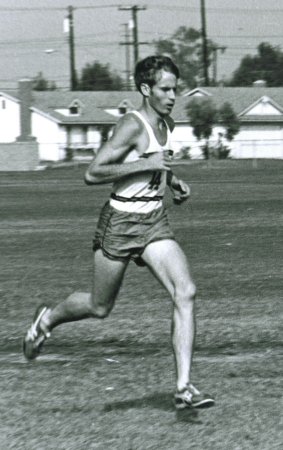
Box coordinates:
[93,201,175,265]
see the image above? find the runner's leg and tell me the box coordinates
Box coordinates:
[141,239,196,391]
[41,249,128,331]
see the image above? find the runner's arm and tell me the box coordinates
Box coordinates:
[85,114,170,185]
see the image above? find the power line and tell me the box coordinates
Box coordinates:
[210,35,283,39]
[0,30,280,53]
[0,5,120,12]
[0,36,124,48]
[0,38,280,52]
[72,4,120,10]
[2,44,273,57]
[150,5,283,13]
[0,33,281,48]
[1,4,283,13]
[1,3,282,89]
[143,31,283,38]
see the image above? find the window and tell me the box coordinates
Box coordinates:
[69,99,82,115]
[118,99,134,115]
[118,106,127,115]
[69,105,79,115]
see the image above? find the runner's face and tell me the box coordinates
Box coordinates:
[148,70,177,116]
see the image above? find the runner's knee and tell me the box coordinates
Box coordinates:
[174,282,196,309]
[89,296,114,319]
[89,304,112,319]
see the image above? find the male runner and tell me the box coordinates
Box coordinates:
[23,55,214,410]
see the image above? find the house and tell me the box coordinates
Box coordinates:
[0,80,141,168]
[0,81,283,170]
[176,86,283,159]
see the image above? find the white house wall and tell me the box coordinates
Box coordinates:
[87,127,102,151]
[171,125,203,158]
[30,116,104,161]
[172,123,283,159]
[232,124,283,159]
[69,126,86,145]
[172,124,228,159]
[32,112,63,161]
[0,96,20,141]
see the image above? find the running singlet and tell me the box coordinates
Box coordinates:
[110,110,172,213]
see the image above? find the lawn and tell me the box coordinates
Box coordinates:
[0,160,282,450]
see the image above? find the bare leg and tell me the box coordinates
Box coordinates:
[141,239,196,391]
[42,250,128,332]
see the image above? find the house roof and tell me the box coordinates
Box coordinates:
[182,87,283,117]
[0,90,20,103]
[0,89,142,125]
[31,91,141,124]
[2,86,283,124]
[32,90,141,108]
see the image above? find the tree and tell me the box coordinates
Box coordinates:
[154,26,216,89]
[218,102,240,141]
[186,98,239,159]
[186,97,217,158]
[32,72,57,91]
[78,61,124,91]
[229,43,283,87]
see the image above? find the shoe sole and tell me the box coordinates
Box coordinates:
[23,333,46,360]
[175,398,215,410]
[192,398,215,408]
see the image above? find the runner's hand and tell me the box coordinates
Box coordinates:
[142,152,172,171]
[170,179,190,204]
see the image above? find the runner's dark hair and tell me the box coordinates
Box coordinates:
[134,55,179,92]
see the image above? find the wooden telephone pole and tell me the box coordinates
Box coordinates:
[200,0,209,86]
[65,6,78,90]
[118,5,147,67]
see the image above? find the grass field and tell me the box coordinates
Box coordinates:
[0,160,282,450]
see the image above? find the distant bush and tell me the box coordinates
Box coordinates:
[180,146,191,159]
[202,143,231,160]
[218,145,231,159]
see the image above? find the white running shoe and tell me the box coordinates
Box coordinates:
[174,384,215,409]
[23,305,51,360]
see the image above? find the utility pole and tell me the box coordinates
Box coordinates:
[65,5,77,90]
[212,46,226,85]
[120,23,132,90]
[200,0,209,86]
[118,5,147,67]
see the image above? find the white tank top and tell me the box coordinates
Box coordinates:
[110,110,171,213]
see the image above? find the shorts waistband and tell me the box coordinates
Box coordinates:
[110,193,163,203]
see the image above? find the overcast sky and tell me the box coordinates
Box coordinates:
[0,0,282,89]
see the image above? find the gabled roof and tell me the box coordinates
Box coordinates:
[2,85,283,125]
[31,90,141,109]
[239,95,283,116]
[182,87,283,116]
[31,104,116,124]
[183,87,212,97]
[0,90,20,103]
[0,89,142,125]
[31,91,141,124]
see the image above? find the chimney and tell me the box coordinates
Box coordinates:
[16,78,36,141]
